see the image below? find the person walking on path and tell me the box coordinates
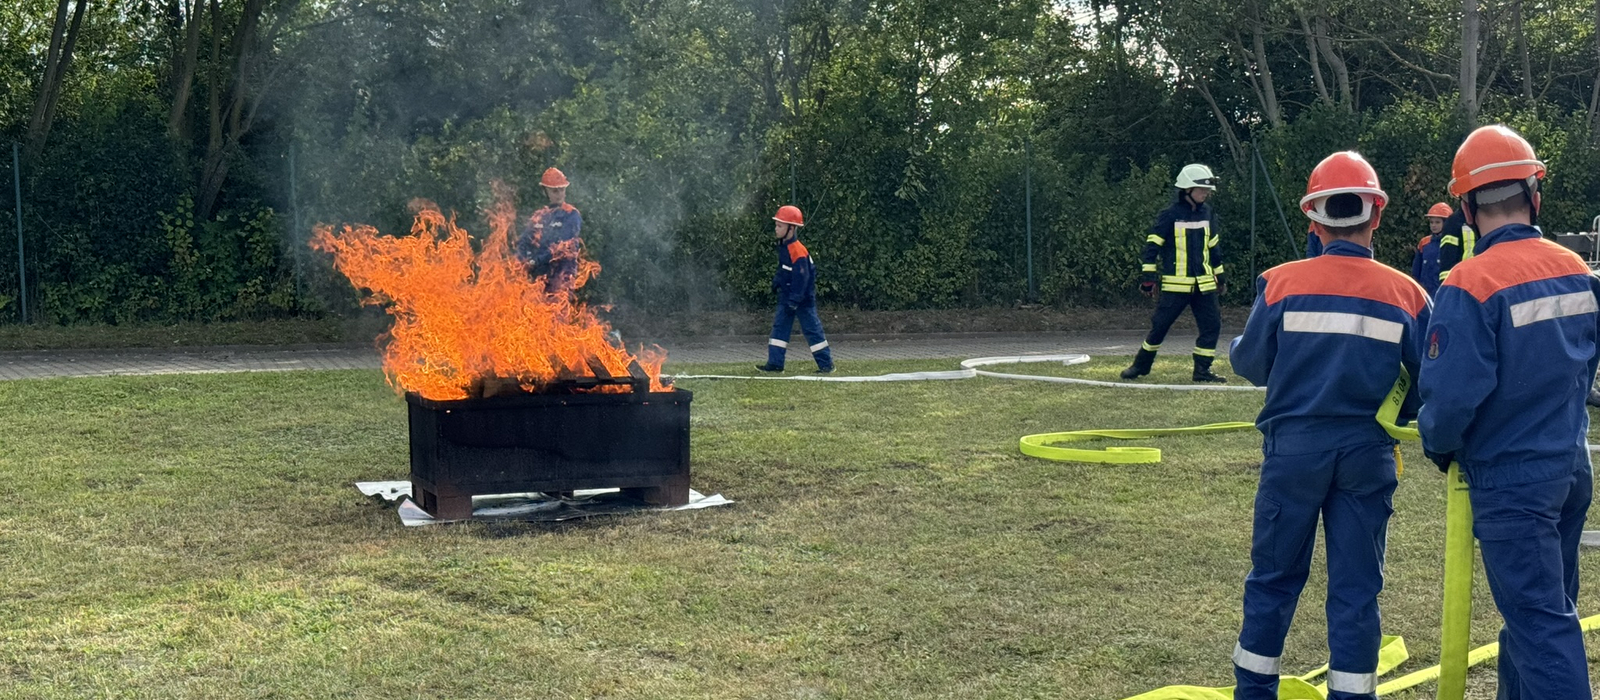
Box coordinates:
[756,205,834,374]
[1121,163,1227,383]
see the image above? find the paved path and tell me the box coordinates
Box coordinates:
[0,330,1232,381]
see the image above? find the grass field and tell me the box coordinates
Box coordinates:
[1,357,1597,698]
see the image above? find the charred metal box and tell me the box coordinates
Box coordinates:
[406,388,693,519]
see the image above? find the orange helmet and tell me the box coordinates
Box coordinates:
[1299,151,1388,227]
[773,205,804,227]
[1426,202,1452,218]
[540,167,570,188]
[1448,125,1543,198]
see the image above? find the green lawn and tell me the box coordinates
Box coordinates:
[0,358,1596,698]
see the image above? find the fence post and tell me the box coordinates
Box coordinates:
[1025,134,1034,302]
[12,141,23,324]
[1249,142,1257,291]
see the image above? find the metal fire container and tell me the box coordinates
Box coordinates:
[406,388,692,519]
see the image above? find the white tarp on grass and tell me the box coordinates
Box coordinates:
[356,481,733,526]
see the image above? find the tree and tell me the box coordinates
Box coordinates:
[26,0,89,158]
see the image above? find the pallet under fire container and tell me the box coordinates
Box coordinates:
[406,387,693,519]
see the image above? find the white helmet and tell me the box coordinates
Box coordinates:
[1175,164,1217,190]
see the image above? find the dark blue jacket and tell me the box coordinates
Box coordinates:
[515,203,584,286]
[1230,239,1431,455]
[1418,224,1600,487]
[1410,234,1441,296]
[1435,209,1476,284]
[1305,229,1322,258]
[1140,193,1224,293]
[773,237,816,307]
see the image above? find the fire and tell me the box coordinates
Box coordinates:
[309,190,666,400]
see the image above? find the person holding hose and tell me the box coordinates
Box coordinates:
[1226,151,1429,700]
[1120,163,1227,383]
[756,205,834,374]
[1418,125,1597,699]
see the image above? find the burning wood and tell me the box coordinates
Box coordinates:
[309,188,667,400]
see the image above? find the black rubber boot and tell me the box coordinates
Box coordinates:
[755,364,783,372]
[1120,348,1157,379]
[1192,354,1227,383]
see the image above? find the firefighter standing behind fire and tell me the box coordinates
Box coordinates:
[1418,125,1597,699]
[1120,163,1227,383]
[756,205,834,374]
[1227,152,1429,700]
[515,167,584,294]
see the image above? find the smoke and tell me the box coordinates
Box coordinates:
[271,0,769,332]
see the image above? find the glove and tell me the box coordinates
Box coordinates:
[1139,281,1157,298]
[1425,449,1455,473]
[1216,277,1228,296]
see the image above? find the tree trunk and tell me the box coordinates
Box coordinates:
[1297,10,1331,106]
[1461,0,1480,123]
[1311,14,1352,111]
[1591,0,1600,136]
[1251,25,1282,127]
[1514,0,1533,102]
[26,0,89,158]
[167,0,204,140]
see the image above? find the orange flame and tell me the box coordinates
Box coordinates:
[309,191,666,400]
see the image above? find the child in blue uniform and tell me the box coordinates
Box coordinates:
[756,205,833,373]
[1419,125,1597,699]
[1228,152,1430,700]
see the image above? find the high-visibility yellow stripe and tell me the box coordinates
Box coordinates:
[1141,263,1157,272]
[1174,222,1189,281]
[1461,224,1478,261]
[1192,347,1216,357]
[1442,235,1461,246]
[1146,234,1164,244]
[1200,223,1215,278]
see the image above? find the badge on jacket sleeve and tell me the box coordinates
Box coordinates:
[1427,327,1447,360]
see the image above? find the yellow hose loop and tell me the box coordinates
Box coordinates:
[1019,423,1257,464]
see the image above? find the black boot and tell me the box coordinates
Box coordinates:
[1192,354,1227,383]
[1587,386,1600,408]
[1120,348,1157,379]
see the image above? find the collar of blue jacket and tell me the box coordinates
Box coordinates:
[1474,222,1541,255]
[1321,238,1374,259]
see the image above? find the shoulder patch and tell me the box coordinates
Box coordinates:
[1426,326,1447,360]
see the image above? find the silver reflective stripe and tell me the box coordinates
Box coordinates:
[1232,643,1281,675]
[769,338,788,348]
[809,341,829,352]
[781,265,793,271]
[1327,670,1377,694]
[1509,291,1598,328]
[1282,311,1403,344]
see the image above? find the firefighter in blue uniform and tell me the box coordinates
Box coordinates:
[1433,204,1476,285]
[1120,163,1228,383]
[1410,202,1449,295]
[515,167,584,294]
[1419,125,1597,699]
[1227,152,1429,700]
[756,205,834,374]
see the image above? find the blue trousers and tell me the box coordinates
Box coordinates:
[1467,461,1592,700]
[1235,442,1397,700]
[767,301,833,370]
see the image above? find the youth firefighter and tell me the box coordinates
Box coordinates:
[1418,125,1597,699]
[1410,203,1448,295]
[1227,151,1429,700]
[1120,163,1227,383]
[514,167,584,294]
[1434,202,1476,284]
[756,205,834,374]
